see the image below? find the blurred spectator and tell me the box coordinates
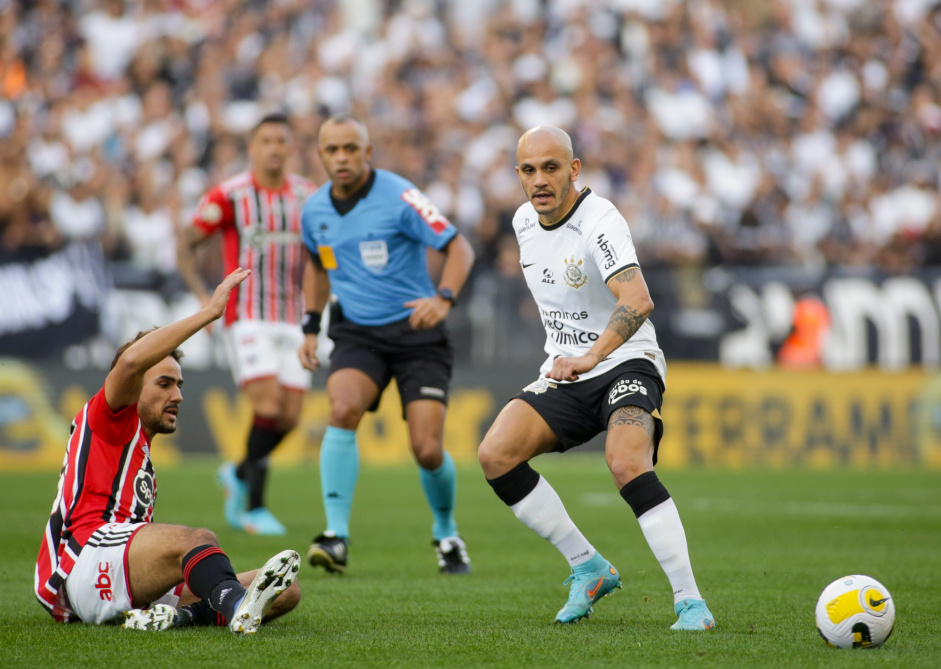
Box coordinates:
[4,0,941,361]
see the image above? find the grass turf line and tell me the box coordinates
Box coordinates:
[2,456,940,668]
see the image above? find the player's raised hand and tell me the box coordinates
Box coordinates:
[298,334,320,371]
[206,267,251,321]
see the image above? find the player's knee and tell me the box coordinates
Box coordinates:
[328,399,363,429]
[188,527,220,548]
[411,436,443,469]
[606,447,652,485]
[477,438,511,477]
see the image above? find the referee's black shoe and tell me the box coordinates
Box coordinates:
[434,537,471,574]
[307,531,349,574]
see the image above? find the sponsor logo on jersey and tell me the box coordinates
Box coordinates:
[542,269,555,284]
[401,188,450,233]
[562,256,588,289]
[359,240,389,272]
[134,468,155,507]
[552,330,599,345]
[608,378,648,405]
[596,233,618,270]
[565,221,582,235]
[96,561,114,601]
[523,378,557,394]
[245,227,302,248]
[520,217,536,232]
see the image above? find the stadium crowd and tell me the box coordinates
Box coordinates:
[2,0,941,356]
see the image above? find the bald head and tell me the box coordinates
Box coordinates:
[517,126,574,163]
[515,126,581,225]
[319,112,370,145]
[318,113,373,198]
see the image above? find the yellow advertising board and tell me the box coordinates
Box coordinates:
[657,364,940,469]
[2,360,939,470]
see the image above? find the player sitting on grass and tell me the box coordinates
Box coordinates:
[35,268,300,634]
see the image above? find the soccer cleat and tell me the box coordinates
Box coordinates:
[434,537,471,574]
[671,599,715,631]
[217,462,248,530]
[123,603,180,631]
[554,561,622,624]
[307,531,349,573]
[229,549,300,635]
[241,507,287,536]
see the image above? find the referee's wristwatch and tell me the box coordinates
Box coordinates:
[437,287,456,306]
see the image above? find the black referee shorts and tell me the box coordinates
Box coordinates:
[513,358,665,464]
[327,303,453,415]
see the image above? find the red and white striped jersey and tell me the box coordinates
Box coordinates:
[35,388,155,621]
[191,171,317,326]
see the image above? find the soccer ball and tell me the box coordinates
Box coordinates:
[815,575,895,648]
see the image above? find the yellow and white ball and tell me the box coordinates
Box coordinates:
[815,575,895,648]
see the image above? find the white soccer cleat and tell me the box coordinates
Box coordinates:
[123,603,179,631]
[229,549,300,635]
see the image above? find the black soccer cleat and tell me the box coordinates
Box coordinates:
[307,531,349,574]
[434,537,471,574]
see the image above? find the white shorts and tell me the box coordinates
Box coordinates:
[64,522,182,624]
[223,319,326,390]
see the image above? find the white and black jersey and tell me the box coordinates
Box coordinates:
[513,188,666,385]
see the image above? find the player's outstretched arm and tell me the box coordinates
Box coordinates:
[105,268,251,410]
[546,267,653,382]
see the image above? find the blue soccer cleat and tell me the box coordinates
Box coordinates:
[217,462,248,530]
[242,507,288,536]
[671,598,715,630]
[554,560,622,623]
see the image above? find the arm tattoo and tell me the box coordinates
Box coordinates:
[612,268,639,284]
[606,303,646,342]
[608,405,655,437]
[605,268,646,342]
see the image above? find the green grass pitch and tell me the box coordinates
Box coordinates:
[2,456,940,668]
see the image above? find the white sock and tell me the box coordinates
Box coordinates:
[637,498,702,604]
[510,476,596,567]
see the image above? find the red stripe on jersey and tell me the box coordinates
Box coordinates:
[35,389,155,620]
[196,172,316,326]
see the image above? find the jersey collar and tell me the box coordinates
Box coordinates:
[330,168,377,216]
[251,171,289,193]
[539,188,591,231]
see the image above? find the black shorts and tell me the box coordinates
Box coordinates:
[327,303,453,415]
[513,359,665,464]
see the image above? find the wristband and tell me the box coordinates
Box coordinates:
[301,310,322,335]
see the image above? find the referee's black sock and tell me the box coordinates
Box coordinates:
[181,545,245,622]
[236,416,288,510]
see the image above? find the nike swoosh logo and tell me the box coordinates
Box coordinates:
[869,596,889,607]
[522,262,535,269]
[586,578,605,599]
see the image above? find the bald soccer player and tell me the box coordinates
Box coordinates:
[476,126,715,630]
[298,113,476,575]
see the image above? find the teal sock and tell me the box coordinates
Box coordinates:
[573,551,607,574]
[320,426,358,538]
[419,451,458,541]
